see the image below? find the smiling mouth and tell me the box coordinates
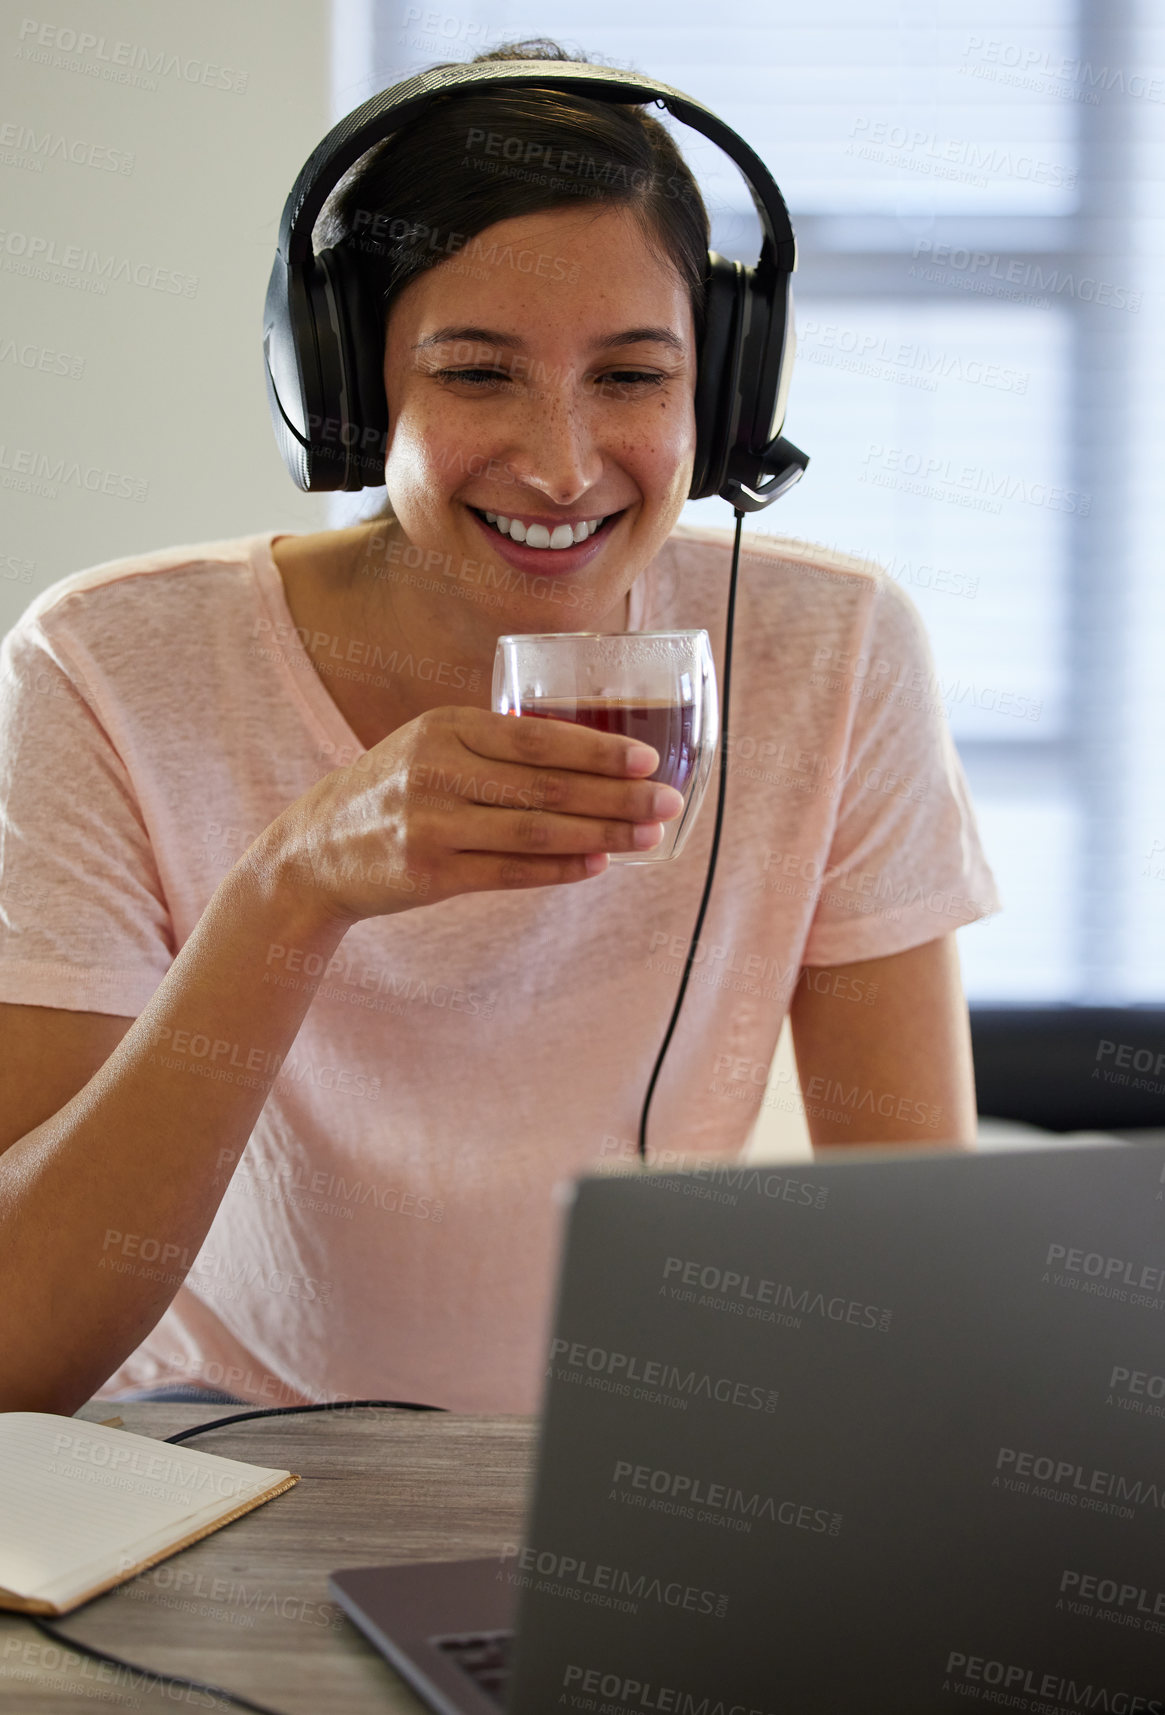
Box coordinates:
[469,506,622,550]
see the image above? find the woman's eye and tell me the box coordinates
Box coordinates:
[437,368,507,386]
[433,368,668,389]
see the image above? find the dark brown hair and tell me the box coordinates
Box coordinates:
[315,38,710,520]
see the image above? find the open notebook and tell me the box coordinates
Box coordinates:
[0,1412,299,1615]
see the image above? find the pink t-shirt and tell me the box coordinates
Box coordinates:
[0,524,999,1411]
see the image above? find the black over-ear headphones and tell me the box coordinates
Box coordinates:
[263,58,807,511]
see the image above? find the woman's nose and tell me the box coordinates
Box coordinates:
[500,381,604,507]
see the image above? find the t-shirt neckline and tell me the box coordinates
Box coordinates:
[250,526,655,763]
[252,528,369,759]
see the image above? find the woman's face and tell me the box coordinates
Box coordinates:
[379,200,697,627]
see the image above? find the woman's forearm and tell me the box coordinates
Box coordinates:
[0,849,349,1414]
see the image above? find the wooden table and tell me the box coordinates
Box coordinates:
[0,1402,537,1713]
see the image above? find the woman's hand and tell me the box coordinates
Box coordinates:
[249,704,685,926]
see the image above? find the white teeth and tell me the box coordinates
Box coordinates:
[480,510,608,548]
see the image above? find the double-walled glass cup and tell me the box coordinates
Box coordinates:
[492,630,719,863]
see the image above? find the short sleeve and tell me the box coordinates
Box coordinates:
[0,617,175,1013]
[800,574,1002,966]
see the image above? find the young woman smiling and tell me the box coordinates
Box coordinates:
[0,41,998,1416]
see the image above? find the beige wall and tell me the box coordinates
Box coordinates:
[743,1018,812,1162]
[0,0,332,636]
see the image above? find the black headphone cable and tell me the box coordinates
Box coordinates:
[637,505,744,1160]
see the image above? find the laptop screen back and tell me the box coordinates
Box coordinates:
[503,1144,1165,1712]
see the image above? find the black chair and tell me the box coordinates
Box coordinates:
[970,1007,1165,1133]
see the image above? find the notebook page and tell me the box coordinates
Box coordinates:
[0,1414,292,1607]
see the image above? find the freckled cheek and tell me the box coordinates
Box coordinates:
[386,413,457,497]
[641,415,694,490]
[659,414,694,458]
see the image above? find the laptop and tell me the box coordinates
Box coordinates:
[330,1142,1165,1712]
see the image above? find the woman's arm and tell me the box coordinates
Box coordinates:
[0,861,352,1416]
[0,707,676,1414]
[788,932,978,1151]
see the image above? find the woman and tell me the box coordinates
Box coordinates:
[0,41,998,1416]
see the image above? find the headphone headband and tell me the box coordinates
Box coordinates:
[277,62,796,276]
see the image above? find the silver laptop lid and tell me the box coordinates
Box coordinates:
[504,1143,1165,1712]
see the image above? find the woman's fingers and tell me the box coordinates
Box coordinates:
[431,800,667,857]
[453,702,663,782]
[255,703,683,926]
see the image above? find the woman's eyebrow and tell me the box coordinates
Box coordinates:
[412,325,684,353]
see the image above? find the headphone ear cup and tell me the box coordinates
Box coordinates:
[262,251,326,492]
[689,254,745,502]
[316,246,391,490]
[310,246,391,491]
[735,270,790,466]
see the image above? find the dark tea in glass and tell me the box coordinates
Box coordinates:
[492,631,718,864]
